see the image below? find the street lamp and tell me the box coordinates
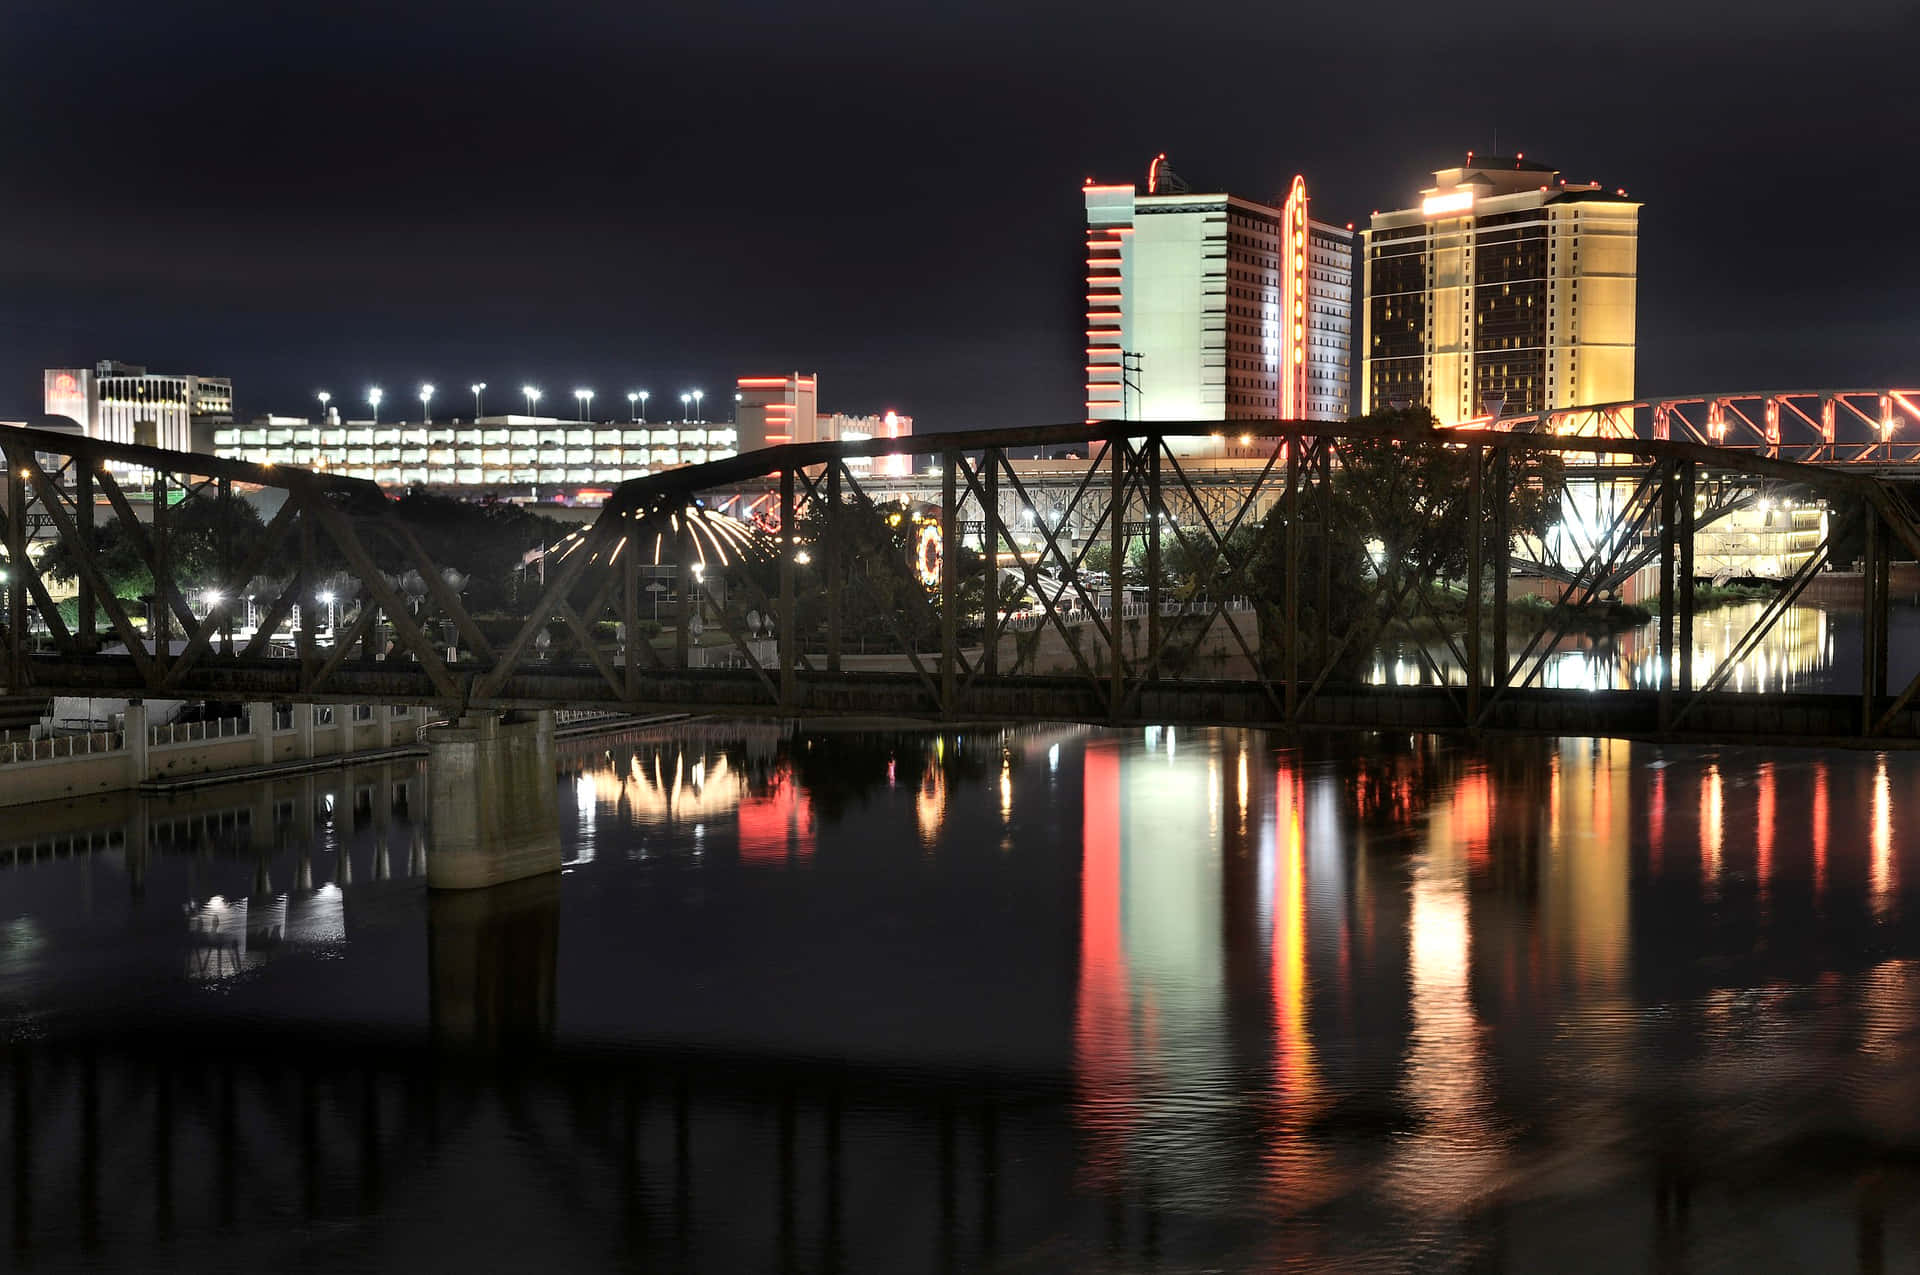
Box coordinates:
[638,390,650,423]
[419,383,435,424]
[367,387,383,424]
[316,390,331,422]
[471,382,486,419]
[680,392,691,422]
[318,590,337,635]
[523,385,541,416]
[574,388,593,422]
[627,391,639,422]
[692,389,704,421]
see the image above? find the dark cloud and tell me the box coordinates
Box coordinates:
[1,0,1915,426]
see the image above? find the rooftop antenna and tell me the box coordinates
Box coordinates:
[1146,153,1189,195]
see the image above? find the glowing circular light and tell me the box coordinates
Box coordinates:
[914,521,943,588]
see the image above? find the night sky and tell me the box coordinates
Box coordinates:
[3,0,1915,429]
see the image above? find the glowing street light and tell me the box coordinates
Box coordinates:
[316,390,331,422]
[367,387,383,424]
[317,590,337,635]
[471,382,486,418]
[638,389,650,423]
[419,383,435,424]
[523,385,541,416]
[692,388,704,421]
[680,392,691,422]
[627,391,639,421]
[574,388,593,422]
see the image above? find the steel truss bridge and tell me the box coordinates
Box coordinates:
[1501,386,1920,464]
[4,396,1920,746]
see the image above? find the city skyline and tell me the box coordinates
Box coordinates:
[3,2,1915,431]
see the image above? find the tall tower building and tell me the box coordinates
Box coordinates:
[1361,154,1640,425]
[1082,157,1354,434]
[734,373,819,453]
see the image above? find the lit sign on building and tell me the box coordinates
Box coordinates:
[1420,189,1476,217]
[1280,175,1310,420]
[914,520,943,588]
[44,369,90,429]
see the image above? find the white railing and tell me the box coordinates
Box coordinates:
[2,731,124,766]
[148,716,251,748]
[555,708,626,725]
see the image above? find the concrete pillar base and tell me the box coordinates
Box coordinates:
[423,711,560,890]
[428,872,560,1047]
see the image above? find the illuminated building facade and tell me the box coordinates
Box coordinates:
[210,415,738,491]
[1361,155,1640,425]
[819,411,914,478]
[207,372,910,496]
[736,374,914,476]
[735,373,819,452]
[1082,158,1354,432]
[44,361,234,452]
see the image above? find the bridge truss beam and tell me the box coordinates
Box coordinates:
[1,417,1916,746]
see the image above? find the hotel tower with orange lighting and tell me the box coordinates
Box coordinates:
[1082,156,1354,438]
[1361,154,1641,425]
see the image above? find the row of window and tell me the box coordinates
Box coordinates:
[213,426,735,449]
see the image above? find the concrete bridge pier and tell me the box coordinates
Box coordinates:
[423,711,561,890]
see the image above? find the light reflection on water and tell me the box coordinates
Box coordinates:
[4,722,1920,1268]
[1370,597,1920,694]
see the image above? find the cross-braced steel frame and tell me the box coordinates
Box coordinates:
[2,419,1916,745]
[1501,386,1920,467]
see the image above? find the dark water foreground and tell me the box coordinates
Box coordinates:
[4,720,1920,1272]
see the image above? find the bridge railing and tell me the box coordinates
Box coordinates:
[3,730,124,766]
[148,714,250,748]
[5,413,1920,743]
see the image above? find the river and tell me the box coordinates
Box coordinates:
[2,611,1918,1271]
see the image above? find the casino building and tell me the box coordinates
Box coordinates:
[43,361,234,452]
[1081,156,1355,433]
[1361,154,1641,425]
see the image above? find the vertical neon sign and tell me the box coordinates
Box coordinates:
[1280,176,1309,421]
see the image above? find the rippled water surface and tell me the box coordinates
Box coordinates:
[5,716,1920,1271]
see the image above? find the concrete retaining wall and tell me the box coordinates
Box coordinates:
[0,702,435,809]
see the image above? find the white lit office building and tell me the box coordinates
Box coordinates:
[44,361,234,452]
[211,414,738,496]
[1082,157,1355,436]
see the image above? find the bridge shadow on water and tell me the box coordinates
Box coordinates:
[6,724,1920,1270]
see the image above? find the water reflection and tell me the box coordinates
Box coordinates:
[1370,596,1920,694]
[4,725,1920,1268]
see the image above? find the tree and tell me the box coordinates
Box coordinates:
[1231,410,1564,679]
[38,488,273,603]
[386,486,573,615]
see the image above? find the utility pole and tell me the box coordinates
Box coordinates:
[1121,351,1144,421]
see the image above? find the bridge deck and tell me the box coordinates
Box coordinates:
[27,656,1915,750]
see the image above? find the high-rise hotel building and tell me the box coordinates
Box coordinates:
[1361,155,1640,425]
[1082,158,1354,430]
